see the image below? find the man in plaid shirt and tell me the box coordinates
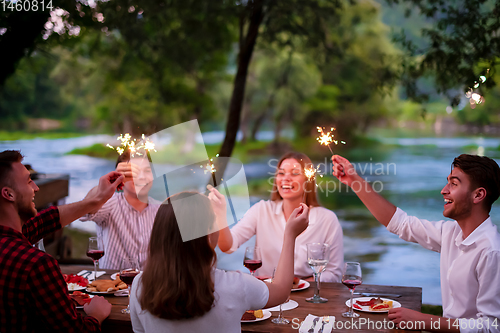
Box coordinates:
[0,150,125,332]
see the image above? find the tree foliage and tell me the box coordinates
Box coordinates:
[388,0,500,103]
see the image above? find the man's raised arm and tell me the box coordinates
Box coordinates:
[58,171,123,227]
[331,155,396,227]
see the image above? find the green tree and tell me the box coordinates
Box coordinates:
[388,0,500,103]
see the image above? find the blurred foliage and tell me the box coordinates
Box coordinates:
[386,0,500,104]
[298,0,403,141]
[3,0,500,140]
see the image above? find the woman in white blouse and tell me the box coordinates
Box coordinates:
[130,192,309,333]
[212,152,344,282]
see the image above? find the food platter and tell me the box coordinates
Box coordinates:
[241,310,272,323]
[346,297,401,313]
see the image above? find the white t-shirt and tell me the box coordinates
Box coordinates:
[388,208,500,333]
[80,192,161,269]
[130,269,269,333]
[227,200,344,282]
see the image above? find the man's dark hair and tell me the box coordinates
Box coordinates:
[115,150,131,168]
[452,154,500,211]
[0,150,24,188]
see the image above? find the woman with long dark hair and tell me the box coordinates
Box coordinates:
[130,192,308,332]
[214,151,343,282]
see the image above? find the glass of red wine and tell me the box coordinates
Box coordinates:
[86,237,104,281]
[243,246,262,276]
[342,262,362,318]
[120,257,140,314]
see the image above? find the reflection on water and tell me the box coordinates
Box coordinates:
[1,135,499,305]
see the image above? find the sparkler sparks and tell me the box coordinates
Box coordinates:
[304,164,320,183]
[316,127,346,154]
[202,154,219,187]
[302,164,322,202]
[106,133,157,157]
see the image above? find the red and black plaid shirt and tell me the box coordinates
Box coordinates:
[0,207,100,332]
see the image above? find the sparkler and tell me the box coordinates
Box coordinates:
[316,127,345,155]
[201,154,219,187]
[302,164,321,202]
[106,133,157,157]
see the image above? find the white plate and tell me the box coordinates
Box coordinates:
[241,310,272,323]
[114,289,129,297]
[67,284,87,291]
[292,280,310,292]
[111,271,142,280]
[74,294,94,308]
[346,297,401,313]
[263,279,310,292]
[264,299,298,312]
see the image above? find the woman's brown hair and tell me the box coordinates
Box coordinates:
[139,192,217,319]
[270,152,320,207]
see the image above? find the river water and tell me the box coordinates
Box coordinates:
[1,134,499,305]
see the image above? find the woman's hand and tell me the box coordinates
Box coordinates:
[285,203,309,238]
[207,185,228,229]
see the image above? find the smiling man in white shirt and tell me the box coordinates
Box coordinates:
[332,153,500,333]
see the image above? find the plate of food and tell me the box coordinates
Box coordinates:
[86,279,128,294]
[70,291,94,308]
[63,274,89,291]
[241,310,272,323]
[292,277,310,291]
[346,297,401,313]
[263,277,310,291]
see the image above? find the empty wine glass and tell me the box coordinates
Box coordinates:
[271,268,289,325]
[342,262,362,318]
[120,257,140,314]
[243,246,262,276]
[306,243,330,303]
[86,237,104,281]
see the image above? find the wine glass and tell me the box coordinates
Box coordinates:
[306,243,330,303]
[120,257,140,314]
[342,262,362,318]
[86,237,104,281]
[271,268,289,325]
[243,246,262,276]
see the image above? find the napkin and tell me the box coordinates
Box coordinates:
[77,270,106,281]
[299,314,335,333]
[114,289,129,297]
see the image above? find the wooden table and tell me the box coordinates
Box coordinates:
[61,265,422,333]
[61,265,134,333]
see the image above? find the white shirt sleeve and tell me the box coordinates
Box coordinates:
[78,193,115,226]
[226,201,263,254]
[320,210,344,283]
[241,273,269,310]
[130,274,146,333]
[459,250,500,333]
[386,207,445,253]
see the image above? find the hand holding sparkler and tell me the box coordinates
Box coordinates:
[331,155,360,186]
[207,184,229,230]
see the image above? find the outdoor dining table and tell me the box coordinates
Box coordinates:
[61,265,422,333]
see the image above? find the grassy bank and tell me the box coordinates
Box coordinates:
[0,131,86,141]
